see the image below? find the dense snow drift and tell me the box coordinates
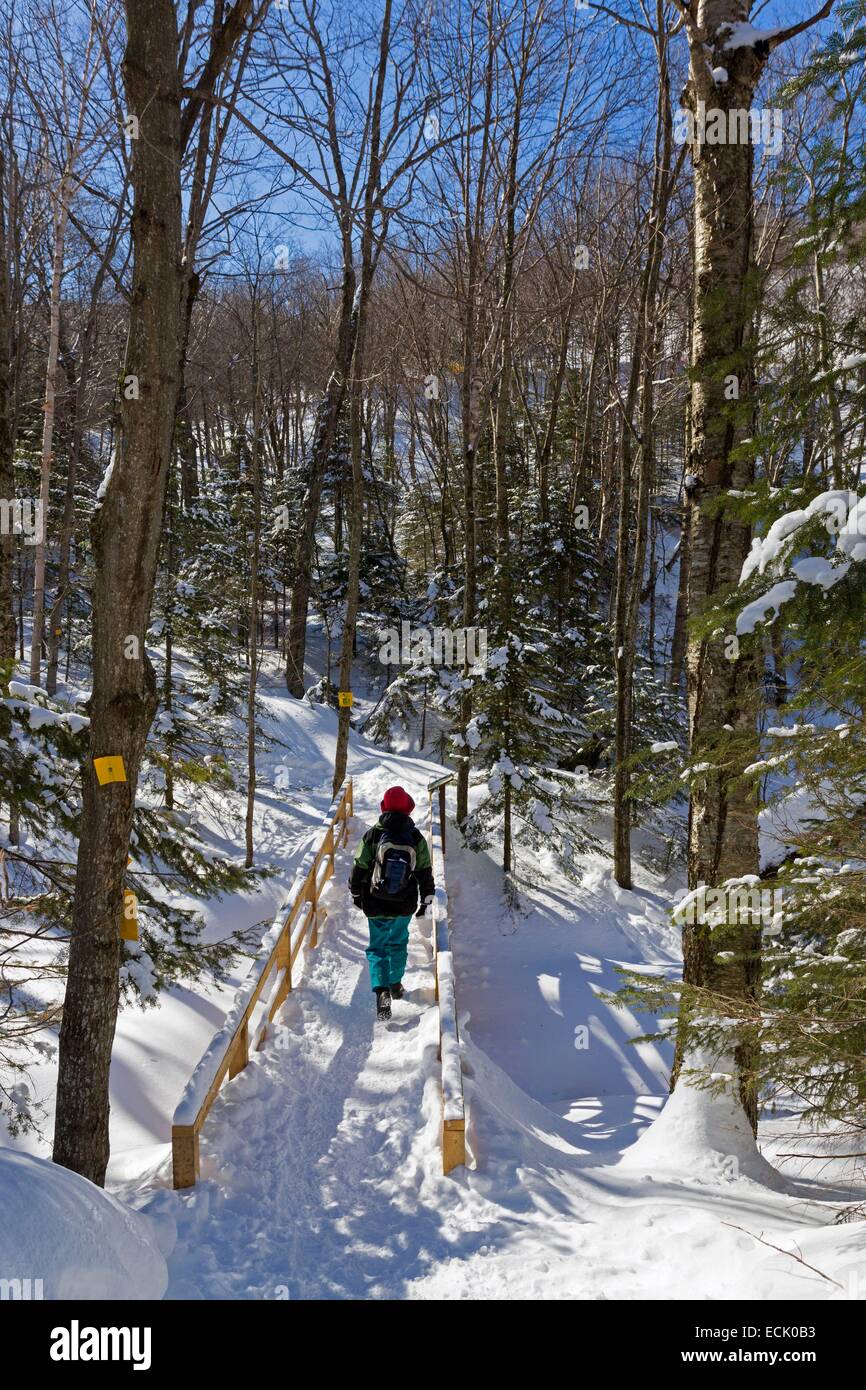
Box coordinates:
[0,1147,167,1299]
[617,1055,785,1188]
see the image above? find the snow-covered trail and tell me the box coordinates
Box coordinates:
[162,771,457,1299]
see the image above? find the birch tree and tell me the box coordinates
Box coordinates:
[670,0,835,1127]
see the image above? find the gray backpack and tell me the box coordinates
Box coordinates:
[370,833,416,897]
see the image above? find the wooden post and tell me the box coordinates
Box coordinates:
[172,1125,199,1189]
[345,778,353,837]
[309,856,320,948]
[439,782,446,855]
[228,1019,249,1078]
[276,923,291,1001]
[443,1118,466,1175]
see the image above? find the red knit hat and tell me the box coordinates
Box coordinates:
[381,785,415,814]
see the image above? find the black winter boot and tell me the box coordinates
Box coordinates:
[390,981,404,999]
[375,987,392,1021]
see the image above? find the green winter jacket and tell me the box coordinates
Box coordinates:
[349,810,434,918]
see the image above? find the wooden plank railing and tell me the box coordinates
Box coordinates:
[427,774,466,1174]
[171,777,354,1189]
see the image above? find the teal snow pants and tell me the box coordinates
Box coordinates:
[366,914,412,991]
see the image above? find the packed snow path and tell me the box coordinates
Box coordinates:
[163,768,453,1298]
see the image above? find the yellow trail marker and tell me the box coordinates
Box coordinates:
[338,691,353,708]
[94,755,127,785]
[121,889,139,942]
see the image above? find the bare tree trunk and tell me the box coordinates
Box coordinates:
[812,252,846,487]
[647,504,657,668]
[569,309,601,522]
[286,267,357,697]
[30,174,71,686]
[669,401,691,688]
[670,505,690,688]
[44,323,78,694]
[178,383,199,510]
[613,13,676,887]
[332,0,395,791]
[683,39,763,875]
[454,32,496,829]
[491,82,520,874]
[0,144,15,664]
[0,136,17,854]
[596,405,618,555]
[668,1,835,1130]
[332,335,364,796]
[456,424,478,825]
[538,264,579,526]
[53,0,183,1185]
[245,314,262,867]
[52,0,255,1179]
[46,198,126,695]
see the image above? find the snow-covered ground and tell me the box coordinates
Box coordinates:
[0,1146,167,1301]
[5,663,866,1299]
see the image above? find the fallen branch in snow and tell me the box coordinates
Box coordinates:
[834,1203,866,1225]
[721,1223,844,1288]
[775,1151,866,1160]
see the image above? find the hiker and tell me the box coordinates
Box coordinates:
[349,785,435,1021]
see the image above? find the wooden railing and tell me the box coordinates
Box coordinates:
[427,774,466,1174]
[171,778,354,1189]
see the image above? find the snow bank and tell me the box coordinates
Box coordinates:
[0,1146,167,1299]
[617,1062,785,1189]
